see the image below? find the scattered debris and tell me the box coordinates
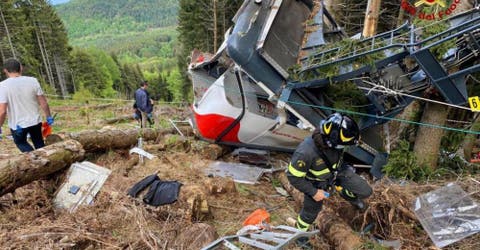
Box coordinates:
[129,147,155,160]
[242,208,270,227]
[53,161,111,212]
[204,161,268,184]
[414,182,480,248]
[169,119,190,137]
[202,225,319,250]
[232,148,270,166]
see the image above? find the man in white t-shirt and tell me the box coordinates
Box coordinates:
[0,58,54,152]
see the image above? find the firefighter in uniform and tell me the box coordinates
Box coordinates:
[287,113,372,248]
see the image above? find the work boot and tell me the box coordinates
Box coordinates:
[295,236,313,250]
[349,198,366,211]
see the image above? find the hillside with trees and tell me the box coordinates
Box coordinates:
[55,0,178,68]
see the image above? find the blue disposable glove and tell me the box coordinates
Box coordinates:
[15,125,23,134]
[47,116,54,126]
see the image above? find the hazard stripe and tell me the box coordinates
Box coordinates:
[309,168,330,176]
[297,216,310,231]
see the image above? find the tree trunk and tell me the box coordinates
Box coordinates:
[413,103,449,170]
[276,172,363,250]
[47,128,178,152]
[462,114,480,161]
[54,55,68,98]
[0,6,16,58]
[362,0,381,38]
[0,140,85,196]
[103,114,136,125]
[213,0,217,53]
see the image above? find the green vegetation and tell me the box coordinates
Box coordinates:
[384,140,432,181]
[55,0,178,66]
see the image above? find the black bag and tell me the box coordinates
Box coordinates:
[143,180,182,206]
[127,174,182,206]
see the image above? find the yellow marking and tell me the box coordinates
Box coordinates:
[469,96,480,112]
[309,168,330,176]
[340,129,354,143]
[288,163,307,177]
[323,122,332,135]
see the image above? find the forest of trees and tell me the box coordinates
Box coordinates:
[0,0,179,101]
[0,0,244,102]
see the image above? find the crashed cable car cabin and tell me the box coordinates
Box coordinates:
[188,0,480,176]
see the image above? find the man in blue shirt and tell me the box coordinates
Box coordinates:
[134,81,154,128]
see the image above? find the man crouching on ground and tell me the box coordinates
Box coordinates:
[287,112,372,249]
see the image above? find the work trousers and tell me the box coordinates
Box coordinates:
[299,168,372,226]
[11,123,45,152]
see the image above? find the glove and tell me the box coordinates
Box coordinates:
[47,116,54,126]
[15,125,23,135]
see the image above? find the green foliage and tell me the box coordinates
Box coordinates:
[56,0,178,38]
[384,140,432,181]
[72,88,95,103]
[441,131,465,153]
[324,80,369,117]
[0,0,71,93]
[177,0,242,103]
[56,1,178,66]
[166,68,186,102]
[358,241,391,250]
[235,183,251,196]
[414,12,455,59]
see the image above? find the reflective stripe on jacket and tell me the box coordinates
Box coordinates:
[287,136,342,197]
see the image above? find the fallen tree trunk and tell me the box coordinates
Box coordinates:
[103,114,135,124]
[0,140,85,196]
[47,128,180,151]
[277,172,363,250]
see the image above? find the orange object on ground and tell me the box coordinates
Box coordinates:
[243,208,270,226]
[42,122,52,139]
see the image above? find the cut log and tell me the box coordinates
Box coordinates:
[204,177,236,195]
[46,128,179,151]
[180,185,213,222]
[46,127,196,152]
[277,172,363,250]
[0,140,85,196]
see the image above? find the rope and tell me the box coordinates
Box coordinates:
[359,80,473,111]
[45,94,187,105]
[286,99,480,135]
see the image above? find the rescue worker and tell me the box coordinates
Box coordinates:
[287,112,372,248]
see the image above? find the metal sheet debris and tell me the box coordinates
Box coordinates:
[204,161,266,184]
[232,148,270,166]
[129,147,155,160]
[53,161,111,212]
[413,183,480,248]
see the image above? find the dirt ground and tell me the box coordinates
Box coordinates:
[0,102,479,249]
